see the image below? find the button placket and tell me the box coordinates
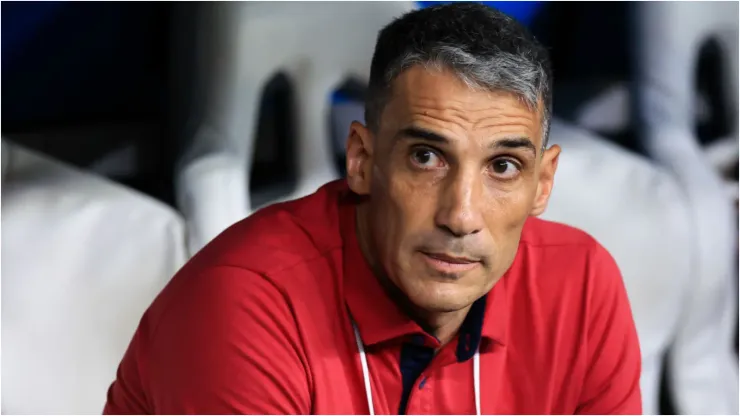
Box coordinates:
[405,373,429,415]
[421,373,433,414]
[418,376,428,390]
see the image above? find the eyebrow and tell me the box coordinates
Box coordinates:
[397,126,538,157]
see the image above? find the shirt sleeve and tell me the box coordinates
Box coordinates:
[576,244,643,415]
[103,265,312,415]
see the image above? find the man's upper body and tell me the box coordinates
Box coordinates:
[105,3,641,414]
[105,180,640,415]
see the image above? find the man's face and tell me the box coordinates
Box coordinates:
[346,66,560,314]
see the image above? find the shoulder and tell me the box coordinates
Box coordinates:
[142,181,349,330]
[503,218,638,389]
[127,186,348,413]
[518,220,640,414]
[116,263,313,414]
[188,181,347,276]
[519,216,616,265]
[517,216,615,273]
[519,216,600,249]
[511,217,624,305]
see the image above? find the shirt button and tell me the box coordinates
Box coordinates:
[418,377,428,389]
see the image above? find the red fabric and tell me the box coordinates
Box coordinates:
[104,180,641,415]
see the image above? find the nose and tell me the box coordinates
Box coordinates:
[434,167,485,238]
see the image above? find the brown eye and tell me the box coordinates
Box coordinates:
[490,159,521,179]
[410,148,443,169]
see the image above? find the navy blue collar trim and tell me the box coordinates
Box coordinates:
[456,295,487,362]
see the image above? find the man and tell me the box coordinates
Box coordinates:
[104,3,641,414]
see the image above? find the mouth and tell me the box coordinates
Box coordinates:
[420,251,481,274]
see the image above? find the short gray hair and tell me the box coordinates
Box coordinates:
[365,2,553,147]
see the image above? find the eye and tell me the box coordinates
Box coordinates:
[489,158,521,180]
[410,148,445,169]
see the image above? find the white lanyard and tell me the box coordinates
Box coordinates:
[351,321,482,415]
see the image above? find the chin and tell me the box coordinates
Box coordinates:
[403,280,479,313]
[386,257,490,314]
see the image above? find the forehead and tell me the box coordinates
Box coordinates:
[380,66,543,147]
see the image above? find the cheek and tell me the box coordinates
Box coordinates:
[373,178,433,255]
[369,178,407,259]
[482,186,535,237]
[388,176,436,227]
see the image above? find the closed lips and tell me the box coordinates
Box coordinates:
[423,252,479,264]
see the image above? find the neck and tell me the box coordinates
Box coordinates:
[355,203,469,346]
[409,303,471,346]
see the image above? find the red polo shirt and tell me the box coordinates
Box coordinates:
[104,180,641,415]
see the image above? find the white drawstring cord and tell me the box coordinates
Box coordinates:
[474,349,481,415]
[353,323,376,416]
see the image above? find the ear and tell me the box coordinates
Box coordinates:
[345,121,375,196]
[530,144,561,216]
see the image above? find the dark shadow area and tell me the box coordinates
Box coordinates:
[530,1,640,155]
[249,72,297,209]
[695,38,732,145]
[329,77,367,177]
[1,1,175,204]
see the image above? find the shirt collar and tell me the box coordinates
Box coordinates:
[458,272,510,359]
[339,186,510,352]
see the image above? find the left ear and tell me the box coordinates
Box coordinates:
[530,144,561,216]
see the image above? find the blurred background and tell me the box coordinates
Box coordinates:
[1,1,738,414]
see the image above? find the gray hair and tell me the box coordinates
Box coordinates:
[365,2,553,147]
